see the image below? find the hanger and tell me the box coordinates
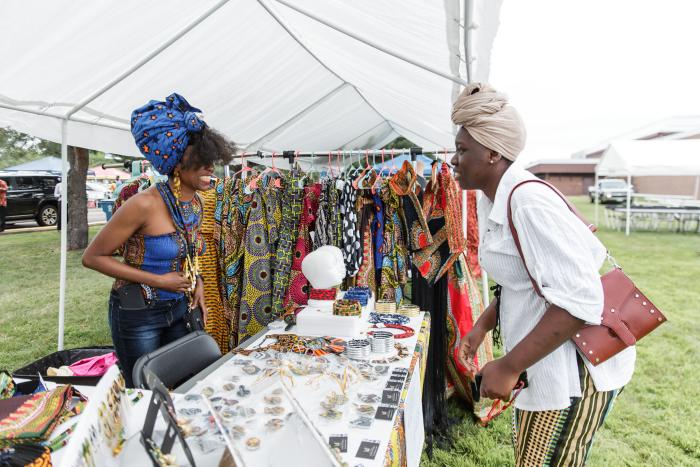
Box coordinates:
[353,150,372,189]
[233,152,253,179]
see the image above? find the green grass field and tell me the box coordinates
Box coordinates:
[1,198,698,465]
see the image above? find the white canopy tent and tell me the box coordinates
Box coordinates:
[595,140,700,235]
[0,0,503,350]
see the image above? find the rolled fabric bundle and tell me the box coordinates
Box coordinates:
[333,299,362,317]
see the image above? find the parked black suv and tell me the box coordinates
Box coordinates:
[0,170,60,226]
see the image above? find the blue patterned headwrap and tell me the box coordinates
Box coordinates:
[130,93,206,175]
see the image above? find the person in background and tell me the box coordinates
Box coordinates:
[452,84,634,466]
[82,93,235,386]
[54,178,62,231]
[0,178,7,232]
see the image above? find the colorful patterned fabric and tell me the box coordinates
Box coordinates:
[217,179,253,348]
[308,288,337,300]
[466,189,481,277]
[378,184,408,304]
[130,93,205,175]
[0,386,73,448]
[199,188,229,353]
[512,359,621,467]
[340,175,361,276]
[382,314,430,467]
[371,191,385,271]
[355,194,377,292]
[285,183,321,307]
[238,189,276,343]
[113,182,203,300]
[332,299,362,316]
[0,372,15,400]
[0,179,8,207]
[390,161,432,252]
[413,164,487,410]
[271,168,304,316]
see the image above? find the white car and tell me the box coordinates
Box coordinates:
[588,179,633,203]
[86,182,110,201]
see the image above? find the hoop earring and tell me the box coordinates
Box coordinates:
[172,171,181,200]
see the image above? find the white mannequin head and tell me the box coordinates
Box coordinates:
[302,246,346,289]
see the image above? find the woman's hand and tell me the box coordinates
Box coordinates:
[156,272,191,293]
[458,325,487,377]
[190,277,208,325]
[478,358,521,401]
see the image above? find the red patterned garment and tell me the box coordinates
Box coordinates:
[284,183,321,307]
[413,163,489,404]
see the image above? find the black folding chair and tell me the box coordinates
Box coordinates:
[132,331,222,390]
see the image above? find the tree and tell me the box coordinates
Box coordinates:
[0,127,45,169]
[67,146,89,250]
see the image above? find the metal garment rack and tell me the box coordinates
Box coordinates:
[232,147,454,167]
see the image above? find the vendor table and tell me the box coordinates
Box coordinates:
[45,312,430,467]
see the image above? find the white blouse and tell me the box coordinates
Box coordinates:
[478,164,636,411]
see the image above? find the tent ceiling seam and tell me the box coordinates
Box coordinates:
[0,102,130,132]
[272,0,468,86]
[335,120,394,151]
[256,0,396,141]
[243,82,349,151]
[0,95,129,124]
[66,0,231,118]
[388,120,446,148]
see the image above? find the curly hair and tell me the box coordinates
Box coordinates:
[181,126,236,170]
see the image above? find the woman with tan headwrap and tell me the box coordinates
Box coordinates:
[452,84,634,466]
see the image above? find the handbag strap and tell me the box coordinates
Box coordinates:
[506,179,598,299]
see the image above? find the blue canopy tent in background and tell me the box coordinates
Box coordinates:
[373,153,446,177]
[6,156,64,173]
[5,156,95,176]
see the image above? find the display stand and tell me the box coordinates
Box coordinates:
[140,368,196,467]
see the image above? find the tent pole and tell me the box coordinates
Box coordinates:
[625,173,632,236]
[272,0,468,86]
[464,0,473,82]
[58,120,68,350]
[594,171,599,226]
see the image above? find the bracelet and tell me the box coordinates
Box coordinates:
[344,287,370,306]
[333,299,362,317]
[309,288,337,300]
[368,312,409,326]
[375,300,397,314]
[398,304,419,317]
[368,324,415,339]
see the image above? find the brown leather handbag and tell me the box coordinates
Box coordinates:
[507,180,667,366]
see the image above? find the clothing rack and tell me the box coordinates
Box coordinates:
[235,147,454,166]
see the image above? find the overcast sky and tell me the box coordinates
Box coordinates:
[487,0,700,164]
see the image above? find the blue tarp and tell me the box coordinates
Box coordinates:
[372,153,445,177]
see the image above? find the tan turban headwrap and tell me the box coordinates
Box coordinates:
[451,83,526,162]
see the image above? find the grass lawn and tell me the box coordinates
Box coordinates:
[1,198,699,465]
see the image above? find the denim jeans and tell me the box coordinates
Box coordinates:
[108,291,189,387]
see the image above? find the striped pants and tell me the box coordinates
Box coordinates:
[512,358,622,467]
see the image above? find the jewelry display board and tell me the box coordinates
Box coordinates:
[59,365,131,467]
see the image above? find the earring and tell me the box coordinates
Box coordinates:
[489,161,495,165]
[172,171,181,200]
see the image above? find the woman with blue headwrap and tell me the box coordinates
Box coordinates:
[83,93,235,386]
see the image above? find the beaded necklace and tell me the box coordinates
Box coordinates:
[156,182,202,297]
